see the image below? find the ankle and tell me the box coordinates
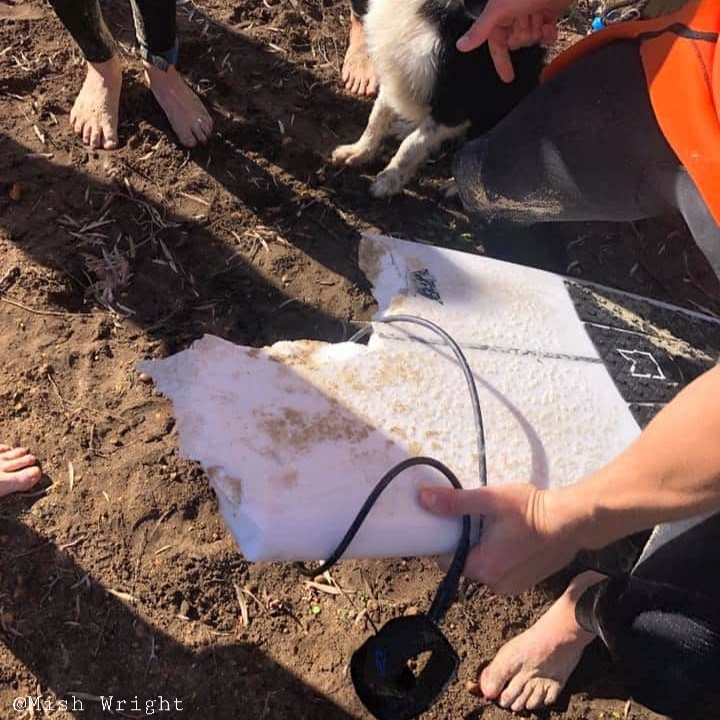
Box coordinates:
[349,12,365,35]
[87,56,122,75]
[562,571,605,642]
[143,61,182,87]
[566,571,606,599]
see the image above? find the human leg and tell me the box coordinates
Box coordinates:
[342,0,378,96]
[47,0,122,149]
[576,513,720,718]
[454,41,679,224]
[468,571,603,712]
[129,0,213,146]
[453,40,720,281]
[472,514,720,715]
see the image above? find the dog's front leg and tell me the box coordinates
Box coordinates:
[332,90,395,167]
[371,118,468,198]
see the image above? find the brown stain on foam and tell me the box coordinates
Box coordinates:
[373,350,424,386]
[337,367,367,394]
[206,465,243,505]
[387,295,409,315]
[358,236,388,285]
[254,403,373,453]
[389,425,407,439]
[265,339,329,372]
[279,468,299,488]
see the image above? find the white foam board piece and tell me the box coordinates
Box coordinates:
[138,234,644,562]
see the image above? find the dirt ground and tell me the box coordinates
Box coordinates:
[1,0,720,719]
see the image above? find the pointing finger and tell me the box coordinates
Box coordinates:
[488,31,516,82]
[457,1,506,52]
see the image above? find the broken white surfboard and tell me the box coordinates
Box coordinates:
[138,233,720,563]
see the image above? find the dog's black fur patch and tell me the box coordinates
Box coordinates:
[420,0,545,134]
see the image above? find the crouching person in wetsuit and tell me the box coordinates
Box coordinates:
[419,6,720,713]
[48,0,213,149]
[451,0,720,282]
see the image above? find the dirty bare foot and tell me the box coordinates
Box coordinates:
[468,572,603,713]
[70,56,123,150]
[342,14,378,96]
[0,445,42,498]
[144,62,213,148]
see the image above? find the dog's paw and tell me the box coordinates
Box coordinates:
[331,143,373,167]
[370,168,407,198]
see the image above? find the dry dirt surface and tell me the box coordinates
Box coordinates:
[1,1,719,719]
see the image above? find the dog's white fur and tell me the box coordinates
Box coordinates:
[332,0,468,198]
[365,0,439,124]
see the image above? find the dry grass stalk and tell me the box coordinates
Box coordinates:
[233,582,250,626]
[303,580,342,595]
[107,589,139,604]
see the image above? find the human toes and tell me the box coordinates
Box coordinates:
[541,680,562,707]
[525,681,555,711]
[0,446,42,497]
[82,122,94,146]
[0,465,42,496]
[0,446,34,464]
[101,119,118,149]
[1,451,37,474]
[479,656,519,699]
[89,123,105,150]
[509,681,537,713]
[498,671,531,709]
[72,111,85,135]
[192,114,213,143]
[177,124,198,148]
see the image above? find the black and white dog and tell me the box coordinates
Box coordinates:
[332,0,545,197]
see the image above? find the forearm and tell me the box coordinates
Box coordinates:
[555,364,720,549]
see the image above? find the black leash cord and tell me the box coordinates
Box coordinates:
[296,315,487,626]
[353,315,487,488]
[296,456,470,623]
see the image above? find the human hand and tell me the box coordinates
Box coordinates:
[458,0,566,82]
[418,483,583,595]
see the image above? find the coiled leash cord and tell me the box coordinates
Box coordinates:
[295,315,487,720]
[592,0,649,29]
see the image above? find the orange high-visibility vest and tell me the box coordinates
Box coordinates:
[543,0,720,224]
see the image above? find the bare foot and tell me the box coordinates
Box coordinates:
[468,572,604,713]
[144,62,213,148]
[0,445,42,498]
[70,56,123,150]
[342,14,378,96]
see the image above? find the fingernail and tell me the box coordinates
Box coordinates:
[419,489,437,509]
[456,35,471,51]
